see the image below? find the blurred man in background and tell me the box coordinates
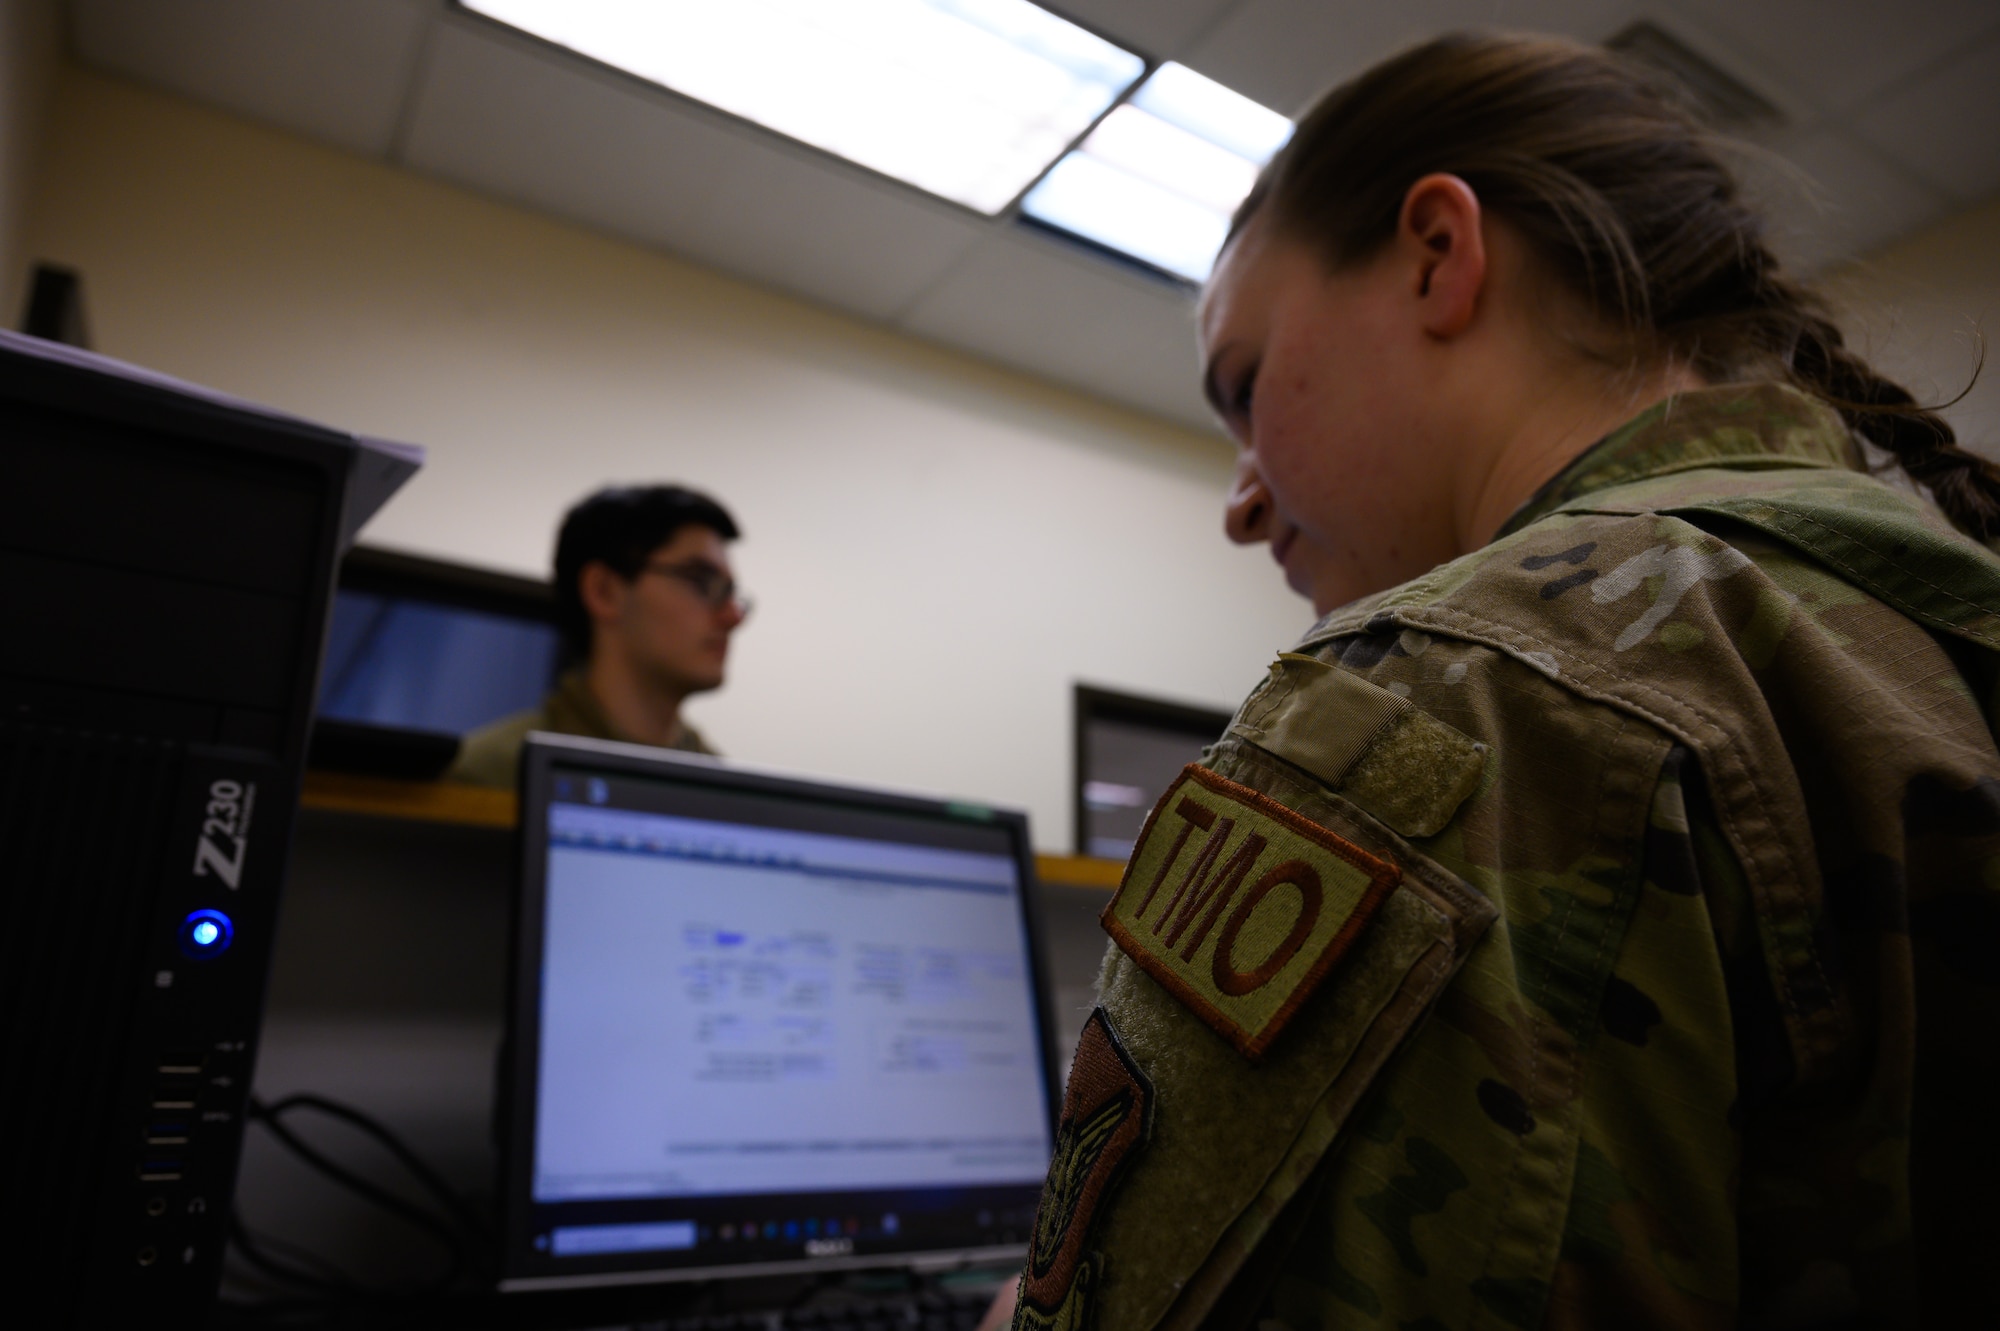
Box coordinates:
[450,485,748,787]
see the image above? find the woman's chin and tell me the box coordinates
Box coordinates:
[1297,566,1372,617]
[1286,564,1327,610]
[1278,541,1374,615]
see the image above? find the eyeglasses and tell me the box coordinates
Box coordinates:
[642,559,753,616]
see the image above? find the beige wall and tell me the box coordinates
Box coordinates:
[1833,193,2000,457]
[0,0,58,318]
[31,57,1996,851]
[25,67,1310,850]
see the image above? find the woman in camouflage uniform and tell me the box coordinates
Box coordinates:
[1005,32,1999,1331]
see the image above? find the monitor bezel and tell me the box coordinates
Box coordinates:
[499,733,1061,1292]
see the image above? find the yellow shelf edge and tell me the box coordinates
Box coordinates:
[1035,853,1124,891]
[299,770,518,828]
[301,773,1127,892]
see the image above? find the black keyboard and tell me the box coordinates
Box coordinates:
[590,1286,996,1331]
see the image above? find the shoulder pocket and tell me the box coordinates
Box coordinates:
[1083,737,1496,1331]
[1231,652,1487,837]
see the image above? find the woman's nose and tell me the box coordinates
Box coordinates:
[1224,454,1273,546]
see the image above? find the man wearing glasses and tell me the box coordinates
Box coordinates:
[449,485,749,788]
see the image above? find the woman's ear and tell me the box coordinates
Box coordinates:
[1398,173,1486,338]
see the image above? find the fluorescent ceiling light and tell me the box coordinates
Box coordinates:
[462,0,1144,215]
[1023,63,1291,281]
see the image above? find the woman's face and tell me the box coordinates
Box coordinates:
[1199,217,1459,615]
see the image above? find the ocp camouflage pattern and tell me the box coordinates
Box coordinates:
[1083,383,2000,1329]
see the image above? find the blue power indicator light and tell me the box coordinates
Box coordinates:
[178,909,234,960]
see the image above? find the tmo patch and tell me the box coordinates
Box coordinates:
[1013,1009,1153,1331]
[1102,764,1402,1061]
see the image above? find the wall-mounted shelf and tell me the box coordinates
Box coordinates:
[300,770,516,828]
[1038,854,1123,890]
[298,770,1125,889]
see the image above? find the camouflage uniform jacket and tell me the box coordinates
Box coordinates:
[447,667,715,788]
[1017,383,2000,1331]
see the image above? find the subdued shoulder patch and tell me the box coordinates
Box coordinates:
[1014,1008,1153,1331]
[1102,764,1402,1062]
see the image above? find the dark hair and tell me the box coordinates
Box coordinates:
[553,485,740,660]
[1229,32,1998,539]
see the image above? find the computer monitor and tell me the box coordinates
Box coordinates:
[318,545,561,737]
[499,735,1060,1290]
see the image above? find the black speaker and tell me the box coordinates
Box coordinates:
[0,331,418,1326]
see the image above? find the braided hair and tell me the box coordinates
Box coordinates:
[1229,32,1998,539]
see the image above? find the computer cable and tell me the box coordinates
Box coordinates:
[257,1092,495,1258]
[227,1210,359,1297]
[220,1090,495,1315]
[249,1098,467,1291]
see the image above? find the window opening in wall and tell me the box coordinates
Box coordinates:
[1074,685,1232,861]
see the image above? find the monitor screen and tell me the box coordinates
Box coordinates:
[318,589,560,734]
[316,545,561,738]
[502,740,1057,1289]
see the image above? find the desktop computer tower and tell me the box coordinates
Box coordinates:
[0,333,417,1326]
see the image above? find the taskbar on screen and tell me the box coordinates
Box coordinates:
[506,1183,1041,1288]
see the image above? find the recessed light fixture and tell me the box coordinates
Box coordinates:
[1022,63,1292,282]
[460,0,1145,214]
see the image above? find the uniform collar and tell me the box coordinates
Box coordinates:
[547,666,707,753]
[546,667,624,742]
[1495,381,1861,540]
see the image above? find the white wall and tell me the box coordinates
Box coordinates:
[1832,193,2000,457]
[24,68,1312,850]
[0,0,58,318]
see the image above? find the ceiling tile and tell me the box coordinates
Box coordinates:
[1182,0,1640,117]
[1850,30,2000,206]
[70,0,431,157]
[1050,0,1241,61]
[897,230,1213,429]
[1738,129,1952,272]
[108,0,1989,434]
[402,18,984,322]
[401,21,740,248]
[669,144,987,322]
[1666,0,2000,120]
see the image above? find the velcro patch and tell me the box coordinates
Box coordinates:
[1101,764,1402,1061]
[1231,652,1486,838]
[1014,1008,1153,1331]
